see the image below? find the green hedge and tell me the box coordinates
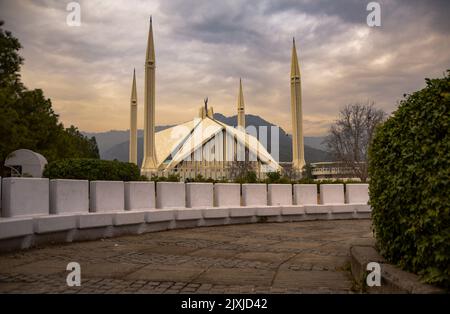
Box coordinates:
[369,71,450,288]
[43,158,143,181]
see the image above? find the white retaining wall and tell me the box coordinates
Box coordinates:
[156,182,185,208]
[89,181,124,212]
[1,178,49,217]
[345,184,369,204]
[0,178,373,250]
[124,181,155,210]
[50,179,89,214]
[268,184,292,206]
[242,184,267,206]
[320,184,345,204]
[214,183,240,207]
[293,184,317,205]
[186,183,213,208]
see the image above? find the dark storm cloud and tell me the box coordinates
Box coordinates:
[0,0,448,134]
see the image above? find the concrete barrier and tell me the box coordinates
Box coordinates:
[176,208,203,221]
[305,205,329,214]
[89,181,124,212]
[186,183,213,208]
[268,184,292,205]
[145,209,176,223]
[124,182,155,210]
[293,184,317,205]
[319,205,355,214]
[1,178,49,217]
[34,215,78,234]
[256,206,281,217]
[114,211,146,226]
[0,217,34,240]
[78,213,114,229]
[214,183,240,207]
[0,181,376,252]
[156,182,185,208]
[242,184,267,206]
[229,206,256,217]
[202,207,229,219]
[50,179,89,214]
[346,184,369,204]
[281,205,305,216]
[320,184,345,205]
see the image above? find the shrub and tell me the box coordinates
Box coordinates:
[185,174,215,183]
[43,158,141,181]
[369,71,450,288]
[265,171,292,184]
[150,173,181,182]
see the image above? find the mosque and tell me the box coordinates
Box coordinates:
[129,17,305,180]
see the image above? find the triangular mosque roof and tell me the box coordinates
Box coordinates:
[154,116,280,172]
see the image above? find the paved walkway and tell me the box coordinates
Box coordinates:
[0,219,373,293]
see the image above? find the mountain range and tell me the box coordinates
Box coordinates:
[83,114,331,167]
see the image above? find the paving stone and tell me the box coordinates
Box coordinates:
[0,219,373,293]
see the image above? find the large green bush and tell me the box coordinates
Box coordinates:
[369,71,450,288]
[44,158,142,181]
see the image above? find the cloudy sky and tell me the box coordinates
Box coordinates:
[1,0,449,135]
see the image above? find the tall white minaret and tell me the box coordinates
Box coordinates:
[129,68,138,165]
[291,38,305,171]
[141,16,158,173]
[237,78,245,130]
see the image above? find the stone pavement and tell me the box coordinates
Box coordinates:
[0,219,373,294]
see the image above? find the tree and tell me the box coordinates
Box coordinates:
[324,102,386,182]
[0,21,99,166]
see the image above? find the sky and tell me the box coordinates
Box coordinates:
[1,0,449,135]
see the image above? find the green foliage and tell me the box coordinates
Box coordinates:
[235,170,258,184]
[43,159,141,181]
[369,71,450,288]
[150,173,181,182]
[0,21,99,166]
[185,174,216,183]
[265,171,291,184]
[302,163,313,180]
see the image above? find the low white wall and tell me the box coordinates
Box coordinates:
[268,184,292,206]
[242,184,267,206]
[89,181,124,212]
[293,184,317,205]
[124,181,155,210]
[156,182,185,208]
[214,183,240,207]
[0,217,34,239]
[50,179,89,214]
[1,178,49,217]
[320,184,345,204]
[345,184,369,204]
[186,183,213,208]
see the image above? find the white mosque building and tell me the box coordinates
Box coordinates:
[129,18,305,180]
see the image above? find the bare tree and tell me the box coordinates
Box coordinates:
[324,102,387,182]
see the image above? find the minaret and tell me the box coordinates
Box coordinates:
[237,78,245,130]
[290,38,305,171]
[129,68,138,165]
[141,16,158,173]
